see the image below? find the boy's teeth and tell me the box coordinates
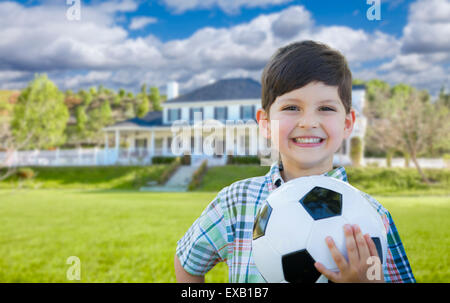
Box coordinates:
[293,137,322,143]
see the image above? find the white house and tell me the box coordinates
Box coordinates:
[102,78,367,166]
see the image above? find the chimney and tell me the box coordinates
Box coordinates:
[167,81,179,100]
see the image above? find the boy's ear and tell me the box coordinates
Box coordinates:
[256,108,271,139]
[343,109,356,139]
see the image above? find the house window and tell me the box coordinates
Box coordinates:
[190,107,204,122]
[168,108,181,122]
[214,106,227,121]
[241,105,255,120]
[135,138,147,149]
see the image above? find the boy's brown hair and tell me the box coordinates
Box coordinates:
[261,40,352,114]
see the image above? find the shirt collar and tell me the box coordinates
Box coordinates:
[268,161,348,190]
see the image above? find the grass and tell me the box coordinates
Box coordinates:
[0,165,168,190]
[196,165,450,196]
[0,189,448,282]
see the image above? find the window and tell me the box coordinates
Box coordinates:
[168,108,181,122]
[241,105,255,120]
[214,106,227,121]
[135,138,147,149]
[190,107,204,122]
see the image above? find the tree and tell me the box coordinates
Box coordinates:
[136,94,150,118]
[118,88,126,98]
[136,84,150,117]
[149,86,162,111]
[363,79,393,158]
[84,100,113,144]
[75,105,88,135]
[437,86,450,108]
[11,74,69,150]
[366,84,450,183]
[431,87,450,155]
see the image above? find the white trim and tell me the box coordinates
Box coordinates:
[164,98,261,107]
[103,125,172,132]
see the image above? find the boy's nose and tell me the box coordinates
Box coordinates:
[297,115,319,128]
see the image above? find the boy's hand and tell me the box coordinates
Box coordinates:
[314,224,385,283]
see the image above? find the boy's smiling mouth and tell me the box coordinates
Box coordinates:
[290,136,325,147]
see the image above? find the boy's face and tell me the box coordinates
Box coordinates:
[257,81,355,172]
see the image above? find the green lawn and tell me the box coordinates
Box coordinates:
[197,165,450,196]
[0,189,448,282]
[0,165,168,190]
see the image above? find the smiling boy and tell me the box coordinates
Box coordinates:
[175,40,415,283]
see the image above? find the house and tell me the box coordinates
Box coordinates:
[102,78,367,166]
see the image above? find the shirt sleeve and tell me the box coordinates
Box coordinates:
[176,193,230,276]
[361,192,416,283]
[383,211,416,283]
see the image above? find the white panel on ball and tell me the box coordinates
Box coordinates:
[265,202,314,255]
[252,236,285,282]
[306,216,349,271]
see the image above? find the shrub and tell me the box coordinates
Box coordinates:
[188,160,208,191]
[152,156,177,164]
[16,168,35,179]
[444,154,450,169]
[227,155,260,165]
[181,155,191,166]
[350,137,362,167]
[158,157,181,185]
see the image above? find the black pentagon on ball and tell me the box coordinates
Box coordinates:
[282,249,321,283]
[299,186,342,220]
[371,237,383,262]
[253,203,273,240]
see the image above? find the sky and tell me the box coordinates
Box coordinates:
[0,0,449,98]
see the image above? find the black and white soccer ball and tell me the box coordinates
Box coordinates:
[252,175,387,283]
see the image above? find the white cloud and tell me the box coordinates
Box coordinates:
[271,5,313,39]
[364,0,450,96]
[97,0,139,14]
[401,0,450,53]
[63,71,113,89]
[0,1,162,71]
[129,16,158,30]
[0,0,448,98]
[161,0,294,14]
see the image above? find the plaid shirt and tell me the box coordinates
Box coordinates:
[176,162,416,283]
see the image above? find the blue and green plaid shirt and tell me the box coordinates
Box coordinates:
[176,162,416,283]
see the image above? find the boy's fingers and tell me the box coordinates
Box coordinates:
[353,224,370,263]
[326,236,348,271]
[314,262,339,282]
[343,224,359,265]
[364,234,379,258]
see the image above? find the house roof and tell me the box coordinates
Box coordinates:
[104,79,367,130]
[166,78,261,103]
[107,110,163,129]
[352,84,366,90]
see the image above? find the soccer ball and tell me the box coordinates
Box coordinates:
[252,175,387,283]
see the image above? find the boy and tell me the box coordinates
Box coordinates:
[175,40,415,283]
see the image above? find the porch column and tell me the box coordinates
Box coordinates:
[346,137,351,157]
[104,132,109,164]
[162,136,168,155]
[149,130,155,156]
[115,129,119,163]
[115,129,119,150]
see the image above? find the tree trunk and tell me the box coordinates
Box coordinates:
[410,151,430,184]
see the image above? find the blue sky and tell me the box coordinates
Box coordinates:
[123,0,410,41]
[1,0,449,97]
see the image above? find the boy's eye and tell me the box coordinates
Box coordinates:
[282,105,299,111]
[320,106,336,111]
